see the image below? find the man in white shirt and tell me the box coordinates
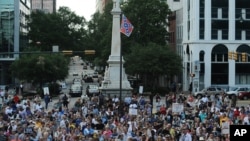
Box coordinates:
[179,127,192,141]
[201,96,208,103]
[124,97,131,105]
[60,116,67,128]
[35,103,43,112]
[243,113,250,125]
[112,95,119,103]
[5,106,12,115]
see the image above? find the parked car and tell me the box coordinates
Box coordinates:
[86,84,99,97]
[69,84,82,97]
[226,87,249,98]
[92,72,99,82]
[72,72,79,76]
[73,78,82,85]
[83,75,94,83]
[193,87,224,98]
[22,90,37,99]
[238,91,250,100]
[83,65,87,69]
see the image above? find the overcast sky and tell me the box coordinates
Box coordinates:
[57,0,96,21]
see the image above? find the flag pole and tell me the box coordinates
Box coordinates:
[119,14,134,101]
[119,14,122,101]
[119,42,122,101]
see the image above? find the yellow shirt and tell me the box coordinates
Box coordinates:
[35,122,42,128]
[220,116,229,126]
[69,123,75,129]
[170,128,175,138]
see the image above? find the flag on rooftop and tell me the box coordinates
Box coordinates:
[120,14,134,37]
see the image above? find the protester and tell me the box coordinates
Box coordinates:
[44,94,50,110]
[0,89,246,141]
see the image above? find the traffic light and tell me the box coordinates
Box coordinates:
[84,50,95,55]
[228,51,232,60]
[233,52,238,60]
[62,50,73,55]
[242,53,247,62]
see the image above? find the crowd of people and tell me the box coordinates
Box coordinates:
[0,89,249,141]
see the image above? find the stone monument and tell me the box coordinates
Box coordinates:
[100,0,132,99]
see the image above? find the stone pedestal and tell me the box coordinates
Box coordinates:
[99,0,132,99]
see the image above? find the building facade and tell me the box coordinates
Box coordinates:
[0,0,30,85]
[168,0,250,92]
[31,0,56,13]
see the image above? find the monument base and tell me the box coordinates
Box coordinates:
[99,87,133,100]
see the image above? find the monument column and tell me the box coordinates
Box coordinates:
[110,0,121,58]
[100,0,132,98]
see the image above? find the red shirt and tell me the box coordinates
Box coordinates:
[160,106,166,115]
[234,110,240,118]
[13,95,20,103]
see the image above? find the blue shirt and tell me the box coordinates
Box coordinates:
[83,127,94,136]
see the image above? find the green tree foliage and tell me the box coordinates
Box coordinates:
[10,53,69,87]
[86,0,181,90]
[27,7,87,51]
[87,0,113,66]
[121,0,171,46]
[125,43,182,90]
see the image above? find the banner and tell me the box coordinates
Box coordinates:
[139,86,143,94]
[222,121,230,135]
[172,103,184,113]
[43,87,49,95]
[120,14,134,37]
[129,108,138,115]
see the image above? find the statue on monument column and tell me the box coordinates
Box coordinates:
[113,0,119,8]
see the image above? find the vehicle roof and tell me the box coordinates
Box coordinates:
[88,84,99,88]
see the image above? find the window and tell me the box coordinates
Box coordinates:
[200,20,205,39]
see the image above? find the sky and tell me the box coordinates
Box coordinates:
[57,0,96,21]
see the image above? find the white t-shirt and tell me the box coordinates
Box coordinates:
[0,91,5,97]
[35,104,43,111]
[201,97,208,103]
[5,108,12,115]
[127,121,137,132]
[243,116,249,125]
[112,97,119,103]
[16,103,22,108]
[129,104,137,109]
[60,119,66,128]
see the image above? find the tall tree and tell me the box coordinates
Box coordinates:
[121,0,171,46]
[10,53,69,87]
[125,43,182,91]
[87,1,113,66]
[27,7,87,51]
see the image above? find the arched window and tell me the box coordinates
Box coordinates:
[211,44,228,62]
[211,44,228,85]
[235,44,250,84]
